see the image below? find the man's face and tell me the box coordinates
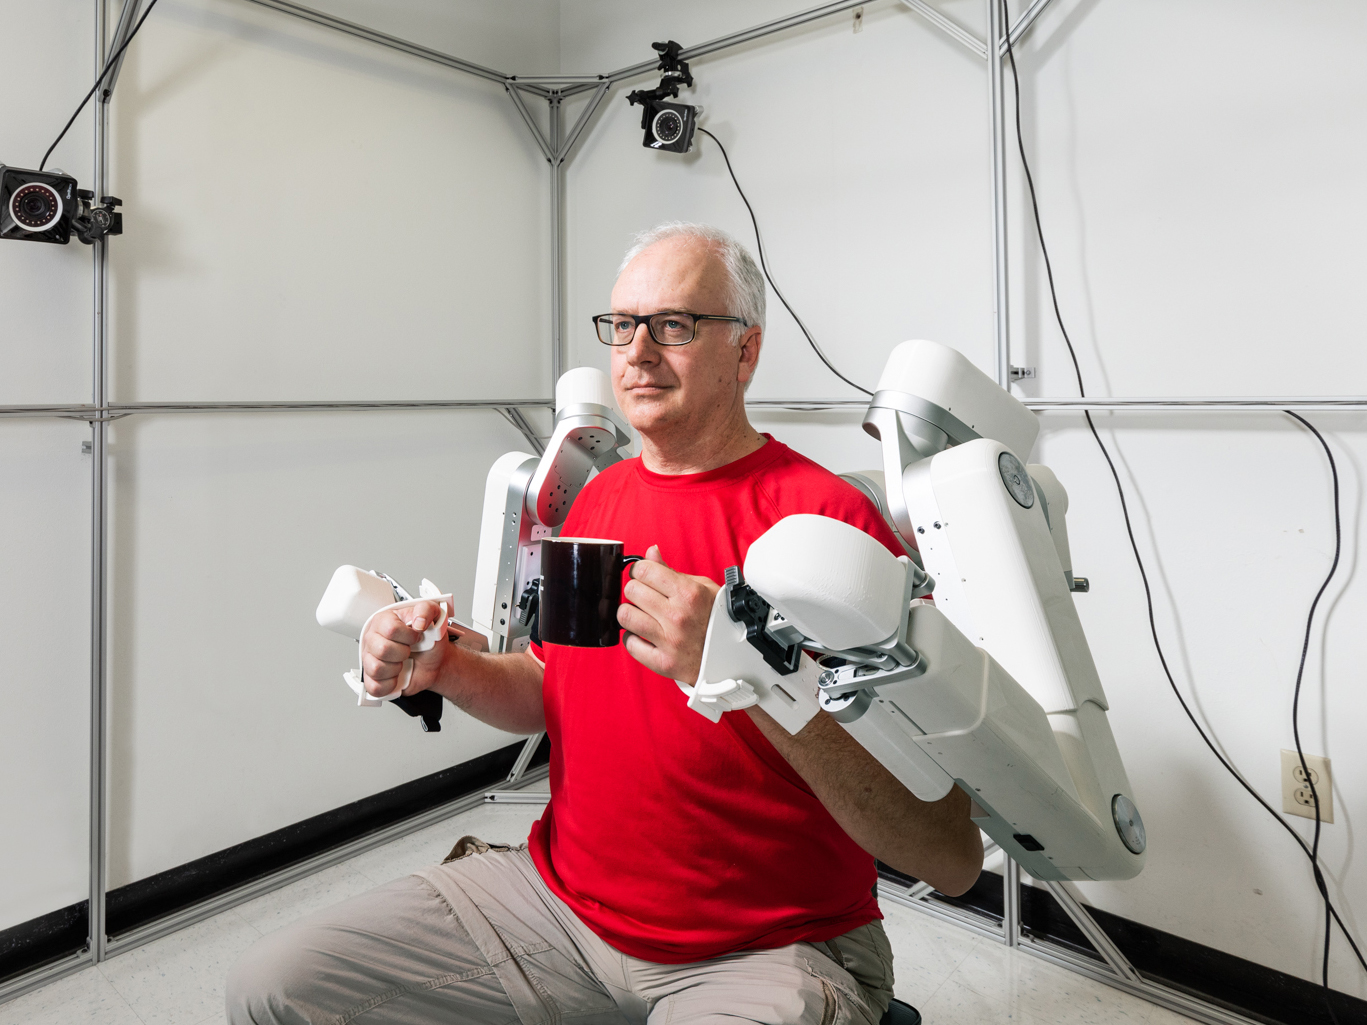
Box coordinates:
[609,237,761,438]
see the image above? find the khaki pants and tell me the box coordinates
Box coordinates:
[226,838,895,1025]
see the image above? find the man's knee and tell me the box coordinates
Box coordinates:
[225,925,319,1025]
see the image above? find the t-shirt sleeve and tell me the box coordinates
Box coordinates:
[768,464,913,560]
[830,490,909,558]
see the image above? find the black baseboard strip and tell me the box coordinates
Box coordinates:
[0,901,88,986]
[878,865,1367,1025]
[0,736,550,988]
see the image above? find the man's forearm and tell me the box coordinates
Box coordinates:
[428,643,546,735]
[745,706,983,896]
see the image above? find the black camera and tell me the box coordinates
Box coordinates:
[643,100,699,153]
[627,41,701,154]
[1,165,123,245]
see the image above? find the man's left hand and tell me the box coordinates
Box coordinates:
[618,546,720,684]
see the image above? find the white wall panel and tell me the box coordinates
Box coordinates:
[105,410,530,888]
[106,0,554,403]
[306,0,561,76]
[0,0,95,405]
[1039,414,1367,995]
[0,421,92,932]
[1006,0,1367,399]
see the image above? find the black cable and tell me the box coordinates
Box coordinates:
[696,127,873,396]
[1286,409,1345,1008]
[39,0,163,172]
[999,0,1363,1011]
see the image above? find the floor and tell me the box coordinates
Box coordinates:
[0,788,1201,1025]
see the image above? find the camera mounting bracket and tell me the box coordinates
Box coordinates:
[625,39,694,125]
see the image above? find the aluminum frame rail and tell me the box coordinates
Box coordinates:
[879,878,1265,1025]
[0,399,554,419]
[238,0,525,89]
[10,395,1365,421]
[506,80,612,379]
[99,0,143,101]
[745,396,1367,411]
[987,0,1012,387]
[878,834,1259,1025]
[7,395,1367,422]
[89,0,113,973]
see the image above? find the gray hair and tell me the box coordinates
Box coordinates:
[619,222,766,342]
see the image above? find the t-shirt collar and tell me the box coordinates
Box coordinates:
[632,435,783,490]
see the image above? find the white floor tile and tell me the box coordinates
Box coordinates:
[949,941,1155,1025]
[879,902,981,1008]
[98,910,260,1025]
[231,861,376,937]
[916,973,1039,1024]
[346,801,546,886]
[1146,1005,1206,1024]
[0,966,142,1025]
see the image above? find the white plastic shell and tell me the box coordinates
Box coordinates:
[555,366,617,410]
[316,565,396,637]
[687,586,824,736]
[1027,463,1074,581]
[744,514,908,652]
[876,340,1040,459]
[919,438,1107,715]
[530,368,631,528]
[472,451,539,641]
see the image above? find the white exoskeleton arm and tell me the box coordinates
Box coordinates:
[688,340,1146,882]
[314,564,485,732]
[313,368,630,730]
[470,368,632,654]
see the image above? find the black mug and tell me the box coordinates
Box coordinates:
[538,538,643,647]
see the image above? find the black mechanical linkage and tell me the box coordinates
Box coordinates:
[393,690,443,732]
[625,40,693,129]
[724,566,801,676]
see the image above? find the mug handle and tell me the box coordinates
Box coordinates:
[620,554,645,573]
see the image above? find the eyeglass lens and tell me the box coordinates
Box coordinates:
[598,313,697,346]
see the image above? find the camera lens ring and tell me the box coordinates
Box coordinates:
[651,108,685,145]
[9,182,64,232]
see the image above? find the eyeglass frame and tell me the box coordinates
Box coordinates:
[592,311,749,347]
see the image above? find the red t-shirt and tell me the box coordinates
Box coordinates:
[527,437,908,963]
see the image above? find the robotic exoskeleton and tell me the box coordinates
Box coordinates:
[315,343,1145,883]
[684,340,1145,882]
[314,368,633,728]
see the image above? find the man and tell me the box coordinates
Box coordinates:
[227,223,982,1025]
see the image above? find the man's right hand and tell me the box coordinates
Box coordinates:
[361,599,449,698]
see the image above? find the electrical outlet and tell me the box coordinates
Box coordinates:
[1281,749,1333,823]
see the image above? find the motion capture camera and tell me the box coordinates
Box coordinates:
[2,167,77,244]
[1,165,123,245]
[626,41,701,153]
[644,102,699,152]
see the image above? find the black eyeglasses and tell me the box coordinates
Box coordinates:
[592,311,747,346]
